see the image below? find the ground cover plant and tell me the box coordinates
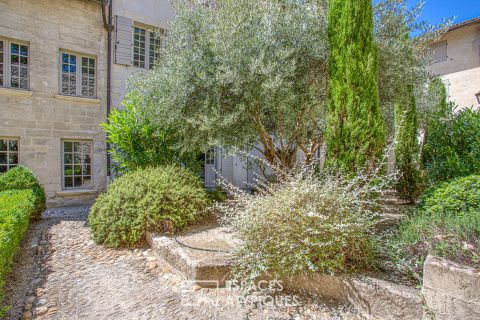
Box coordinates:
[388,175,480,280]
[0,189,36,316]
[88,165,210,247]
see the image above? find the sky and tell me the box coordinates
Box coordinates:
[402,0,480,26]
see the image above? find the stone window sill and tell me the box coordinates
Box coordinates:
[56,189,98,197]
[0,87,33,97]
[55,94,101,104]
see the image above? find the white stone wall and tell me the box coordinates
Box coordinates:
[0,0,108,207]
[110,0,176,110]
[429,23,480,109]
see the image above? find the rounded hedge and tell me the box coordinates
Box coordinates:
[88,165,210,248]
[0,166,46,220]
[421,175,480,216]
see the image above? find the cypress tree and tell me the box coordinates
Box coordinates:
[325,0,386,173]
[394,85,423,203]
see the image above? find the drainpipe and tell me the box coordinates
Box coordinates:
[102,0,114,178]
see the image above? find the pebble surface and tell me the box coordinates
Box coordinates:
[3,206,370,320]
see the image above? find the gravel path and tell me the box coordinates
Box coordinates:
[3,207,368,320]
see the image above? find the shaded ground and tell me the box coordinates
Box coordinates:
[3,207,371,320]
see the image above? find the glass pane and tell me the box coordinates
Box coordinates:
[82,165,91,175]
[8,140,18,151]
[0,140,7,151]
[62,53,68,63]
[64,141,73,152]
[20,56,27,66]
[20,78,28,89]
[11,54,19,64]
[11,43,18,54]
[0,153,6,165]
[64,153,73,164]
[64,165,73,176]
[83,176,92,187]
[73,176,82,187]
[70,55,76,64]
[73,165,81,175]
[11,77,19,88]
[64,176,73,188]
[0,166,6,174]
[8,153,18,165]
[20,45,28,56]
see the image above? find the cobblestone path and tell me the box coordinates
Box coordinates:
[3,207,368,320]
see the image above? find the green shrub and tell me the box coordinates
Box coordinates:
[420,175,480,215]
[423,80,480,182]
[0,190,34,314]
[388,175,480,279]
[219,168,385,280]
[88,165,210,248]
[102,94,201,173]
[0,166,46,220]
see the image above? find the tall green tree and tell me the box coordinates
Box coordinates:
[394,85,423,203]
[326,0,386,173]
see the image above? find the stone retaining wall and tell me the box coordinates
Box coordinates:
[423,255,480,320]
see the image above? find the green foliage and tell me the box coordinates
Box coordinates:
[102,94,201,173]
[88,165,210,248]
[0,190,35,315]
[394,86,424,203]
[423,80,480,182]
[130,0,328,168]
[374,0,451,134]
[326,0,386,173]
[389,176,480,279]
[0,166,46,219]
[219,168,385,280]
[420,175,480,216]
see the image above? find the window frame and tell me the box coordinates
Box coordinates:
[61,139,94,190]
[431,40,448,64]
[59,50,97,99]
[0,137,20,173]
[132,24,163,70]
[0,37,30,90]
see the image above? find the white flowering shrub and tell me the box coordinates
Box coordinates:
[217,163,390,280]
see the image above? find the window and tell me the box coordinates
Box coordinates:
[60,52,96,98]
[0,38,29,90]
[431,41,447,63]
[63,140,92,189]
[0,138,19,173]
[133,26,162,69]
[133,27,146,68]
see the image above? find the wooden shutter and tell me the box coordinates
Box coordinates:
[433,41,447,63]
[115,16,133,65]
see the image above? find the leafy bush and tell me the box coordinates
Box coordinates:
[0,190,34,315]
[88,165,210,248]
[218,166,387,280]
[423,81,480,182]
[0,166,46,219]
[102,93,201,173]
[388,175,480,279]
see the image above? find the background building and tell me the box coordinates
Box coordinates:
[429,17,480,109]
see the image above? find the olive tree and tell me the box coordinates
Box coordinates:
[131,0,329,169]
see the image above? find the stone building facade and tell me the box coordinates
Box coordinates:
[0,0,189,207]
[429,17,480,109]
[0,0,108,207]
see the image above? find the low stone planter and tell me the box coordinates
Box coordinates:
[423,255,480,320]
[147,227,424,319]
